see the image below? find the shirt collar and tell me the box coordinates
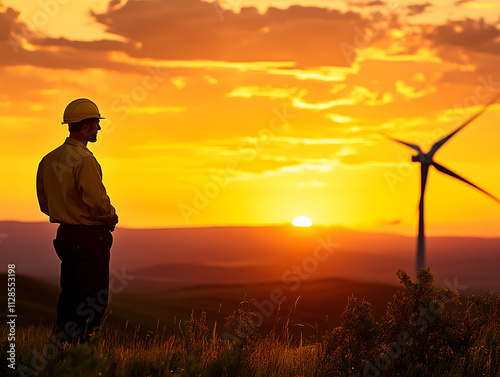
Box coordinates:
[64,137,93,155]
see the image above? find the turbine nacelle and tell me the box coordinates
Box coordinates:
[412,154,432,164]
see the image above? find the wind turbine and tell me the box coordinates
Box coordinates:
[387,93,500,277]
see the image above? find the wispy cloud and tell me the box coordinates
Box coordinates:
[227,86,298,99]
[130,106,186,114]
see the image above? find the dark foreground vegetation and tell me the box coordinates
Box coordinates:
[2,268,499,377]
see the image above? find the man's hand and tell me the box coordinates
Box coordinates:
[106,214,119,232]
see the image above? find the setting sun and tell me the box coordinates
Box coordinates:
[292,216,313,227]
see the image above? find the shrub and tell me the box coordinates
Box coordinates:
[381,268,461,375]
[319,296,379,376]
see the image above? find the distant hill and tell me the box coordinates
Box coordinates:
[0,273,399,335]
[0,221,499,293]
[0,273,58,326]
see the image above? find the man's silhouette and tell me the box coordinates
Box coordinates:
[37,98,118,342]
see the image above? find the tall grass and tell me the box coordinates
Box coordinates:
[2,269,499,377]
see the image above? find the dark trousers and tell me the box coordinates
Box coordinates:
[53,224,112,342]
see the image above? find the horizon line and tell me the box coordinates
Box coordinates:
[1,219,499,239]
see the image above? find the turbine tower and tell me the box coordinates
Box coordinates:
[388,94,500,277]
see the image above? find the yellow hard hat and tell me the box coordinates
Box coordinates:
[61,98,105,124]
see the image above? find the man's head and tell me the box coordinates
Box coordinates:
[62,98,105,145]
[69,118,101,143]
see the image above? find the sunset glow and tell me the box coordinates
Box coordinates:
[2,0,500,236]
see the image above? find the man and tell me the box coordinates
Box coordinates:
[36,98,118,343]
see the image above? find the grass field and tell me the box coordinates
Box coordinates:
[2,268,499,377]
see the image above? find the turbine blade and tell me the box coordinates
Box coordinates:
[432,162,500,203]
[430,92,500,156]
[382,133,423,154]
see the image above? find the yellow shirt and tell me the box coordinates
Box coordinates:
[36,137,116,226]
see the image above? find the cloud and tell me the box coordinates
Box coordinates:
[426,18,500,56]
[227,85,298,99]
[454,0,473,6]
[325,113,355,123]
[407,3,432,16]
[292,85,393,110]
[0,0,376,71]
[108,0,126,10]
[349,1,386,7]
[0,6,20,41]
[130,106,186,114]
[395,79,437,99]
[1,0,444,77]
[2,0,499,86]
[0,6,143,72]
[90,0,365,68]
[272,136,374,146]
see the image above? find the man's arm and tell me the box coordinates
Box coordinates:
[36,160,49,216]
[76,156,118,230]
[105,213,119,232]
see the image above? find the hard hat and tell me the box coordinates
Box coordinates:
[61,98,105,124]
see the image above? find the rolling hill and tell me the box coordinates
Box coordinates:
[0,273,399,336]
[0,221,499,294]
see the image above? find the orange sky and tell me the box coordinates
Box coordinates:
[1,0,500,236]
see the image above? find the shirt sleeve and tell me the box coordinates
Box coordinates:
[75,156,116,222]
[36,160,49,216]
